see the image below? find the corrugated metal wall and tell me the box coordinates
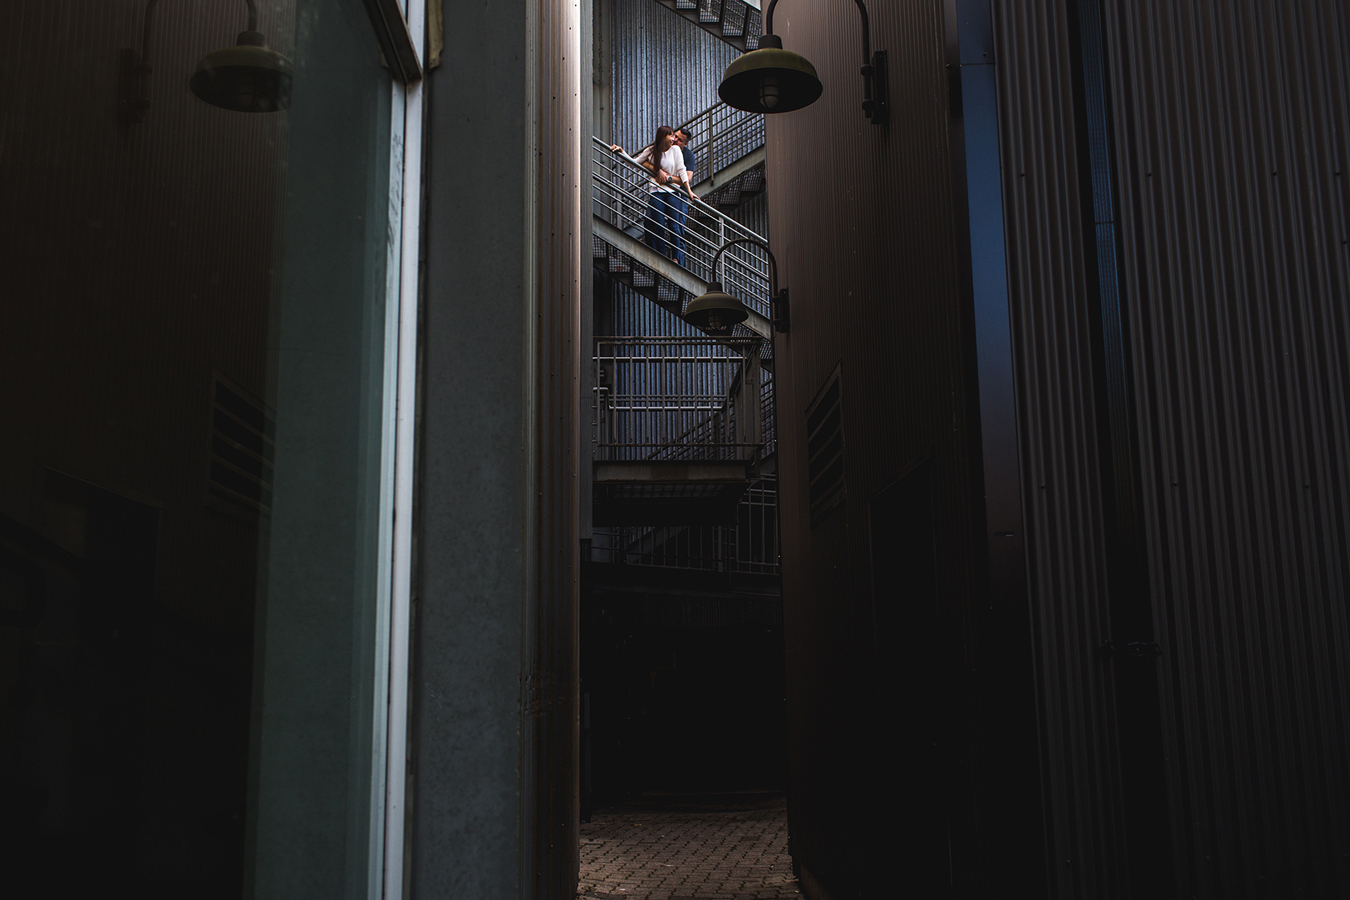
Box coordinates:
[610,0,736,155]
[766,1,1042,896]
[992,1,1131,896]
[995,0,1350,895]
[603,281,706,335]
[1101,1,1350,896]
[730,190,769,241]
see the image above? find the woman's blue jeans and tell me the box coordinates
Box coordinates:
[644,191,686,266]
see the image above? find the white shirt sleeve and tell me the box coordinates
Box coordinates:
[666,147,687,183]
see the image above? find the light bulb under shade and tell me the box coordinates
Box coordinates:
[758,76,780,110]
[191,33,292,112]
[719,47,822,114]
[685,284,750,331]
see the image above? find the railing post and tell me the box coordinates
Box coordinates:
[717,218,726,284]
[707,112,716,186]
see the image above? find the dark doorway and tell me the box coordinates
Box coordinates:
[581,564,788,807]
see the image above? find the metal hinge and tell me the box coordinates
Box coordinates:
[1100,640,1162,659]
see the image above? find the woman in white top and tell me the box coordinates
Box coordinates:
[612,125,696,265]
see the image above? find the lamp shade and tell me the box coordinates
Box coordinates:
[718,43,822,114]
[190,32,292,112]
[685,283,750,331]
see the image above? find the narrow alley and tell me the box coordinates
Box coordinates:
[578,795,799,900]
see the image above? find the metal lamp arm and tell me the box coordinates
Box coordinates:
[710,239,788,334]
[763,0,871,68]
[142,0,258,62]
[760,0,886,123]
[710,238,779,298]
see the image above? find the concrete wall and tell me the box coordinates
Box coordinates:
[412,0,583,895]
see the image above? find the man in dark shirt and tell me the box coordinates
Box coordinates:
[675,127,696,179]
[671,128,698,261]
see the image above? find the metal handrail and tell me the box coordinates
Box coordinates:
[593,335,768,463]
[592,136,771,320]
[590,475,780,575]
[676,101,765,187]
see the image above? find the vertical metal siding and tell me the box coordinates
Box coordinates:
[606,281,707,336]
[610,0,736,152]
[767,1,1043,895]
[729,190,769,241]
[1,0,290,611]
[1101,1,1350,896]
[992,1,1131,896]
[529,0,584,893]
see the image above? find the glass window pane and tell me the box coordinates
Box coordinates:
[1,2,401,897]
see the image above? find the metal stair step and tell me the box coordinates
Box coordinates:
[652,0,760,51]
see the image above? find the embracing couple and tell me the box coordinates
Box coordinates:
[611,125,697,266]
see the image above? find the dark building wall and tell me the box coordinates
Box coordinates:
[1101,2,1350,896]
[1,1,284,893]
[996,0,1350,897]
[1,0,286,625]
[582,568,787,801]
[765,2,1042,897]
[992,1,1132,895]
[2,1,415,896]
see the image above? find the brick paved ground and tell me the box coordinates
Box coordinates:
[577,796,801,900]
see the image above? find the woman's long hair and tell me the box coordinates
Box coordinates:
[648,125,675,176]
[651,124,675,153]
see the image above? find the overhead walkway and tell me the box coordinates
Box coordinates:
[649,0,764,52]
[591,335,771,526]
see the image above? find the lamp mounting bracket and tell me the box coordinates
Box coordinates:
[762,0,889,125]
[863,50,889,125]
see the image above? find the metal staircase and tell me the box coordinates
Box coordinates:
[588,7,778,568]
[591,333,772,522]
[591,474,779,575]
[650,0,763,52]
[676,101,766,208]
[591,135,773,341]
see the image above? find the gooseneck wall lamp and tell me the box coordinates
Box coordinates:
[685,239,790,335]
[121,0,292,121]
[718,0,888,125]
[189,0,293,112]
